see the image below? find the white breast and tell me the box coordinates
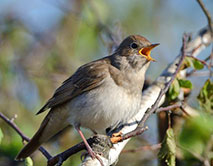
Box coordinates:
[66,76,141,133]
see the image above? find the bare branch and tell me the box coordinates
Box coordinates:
[155,103,182,113]
[47,135,111,166]
[0,112,52,160]
[196,0,213,33]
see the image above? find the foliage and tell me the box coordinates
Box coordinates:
[178,79,193,89]
[168,79,180,101]
[167,56,203,101]
[178,113,213,159]
[25,157,33,166]
[158,128,176,166]
[184,57,204,70]
[0,128,3,144]
[197,79,213,113]
[167,78,192,101]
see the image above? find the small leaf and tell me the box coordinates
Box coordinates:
[168,78,180,101]
[197,79,213,113]
[158,128,176,166]
[185,57,204,70]
[25,157,33,166]
[0,128,3,144]
[178,79,193,89]
[193,59,204,70]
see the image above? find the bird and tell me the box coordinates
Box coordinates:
[16,35,159,161]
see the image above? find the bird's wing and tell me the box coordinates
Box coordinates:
[36,58,110,115]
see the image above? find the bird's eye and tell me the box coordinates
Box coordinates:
[130,42,138,49]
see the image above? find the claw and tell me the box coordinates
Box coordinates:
[111,131,123,143]
[89,151,104,166]
[112,131,122,137]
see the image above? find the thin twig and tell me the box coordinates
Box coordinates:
[186,47,213,78]
[155,103,182,113]
[196,0,213,33]
[114,34,189,142]
[205,55,211,62]
[0,112,52,160]
[179,105,191,117]
[156,102,191,117]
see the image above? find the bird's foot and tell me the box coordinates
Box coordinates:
[75,125,104,165]
[110,131,123,143]
[84,145,104,166]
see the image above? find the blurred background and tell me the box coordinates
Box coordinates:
[0,0,212,166]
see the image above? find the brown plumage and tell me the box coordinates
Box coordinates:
[16,35,159,160]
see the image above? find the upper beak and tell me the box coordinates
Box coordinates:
[139,43,159,61]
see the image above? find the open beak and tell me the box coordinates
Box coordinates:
[139,43,159,61]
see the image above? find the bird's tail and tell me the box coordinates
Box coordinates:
[16,108,69,160]
[15,133,43,160]
[15,116,50,160]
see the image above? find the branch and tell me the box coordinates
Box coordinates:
[155,103,182,113]
[196,0,213,33]
[47,135,111,166]
[0,112,52,160]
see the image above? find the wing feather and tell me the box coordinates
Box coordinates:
[36,59,110,115]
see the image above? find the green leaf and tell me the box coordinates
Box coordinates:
[185,57,204,70]
[193,59,204,70]
[178,113,213,159]
[25,157,33,166]
[168,78,180,101]
[178,79,193,89]
[0,128,3,144]
[197,79,213,113]
[158,128,176,166]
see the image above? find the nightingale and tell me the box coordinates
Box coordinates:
[16,35,159,161]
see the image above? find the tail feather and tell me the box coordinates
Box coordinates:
[15,135,42,160]
[15,116,49,160]
[16,107,69,160]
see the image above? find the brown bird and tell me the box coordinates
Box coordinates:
[16,35,159,161]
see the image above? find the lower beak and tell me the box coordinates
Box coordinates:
[139,43,159,61]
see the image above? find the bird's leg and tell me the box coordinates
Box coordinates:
[74,125,104,166]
